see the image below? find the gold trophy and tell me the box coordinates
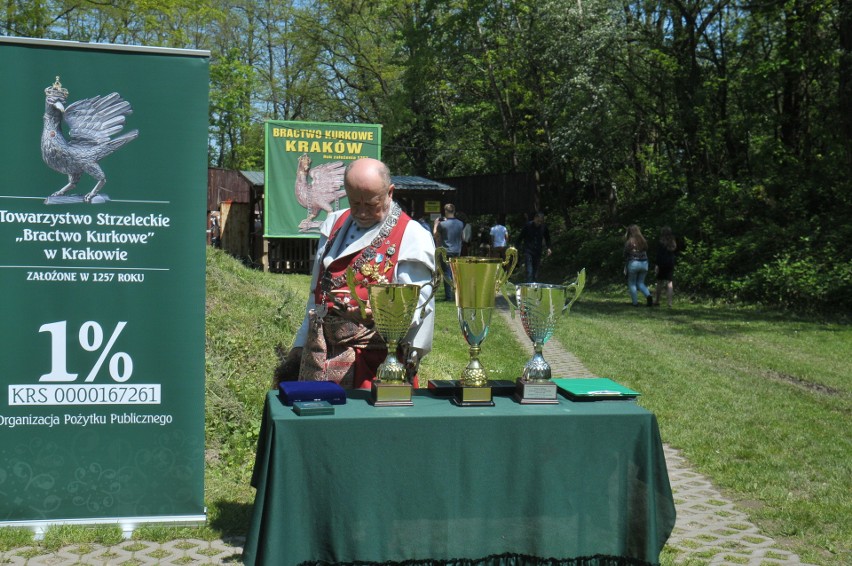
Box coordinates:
[346,267,436,406]
[506,269,585,404]
[435,247,518,406]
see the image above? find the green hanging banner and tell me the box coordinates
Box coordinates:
[0,37,209,531]
[264,120,382,238]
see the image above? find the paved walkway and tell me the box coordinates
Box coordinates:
[0,304,816,565]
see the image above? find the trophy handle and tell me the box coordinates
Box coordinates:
[416,270,440,315]
[502,281,519,319]
[495,247,518,290]
[435,247,454,290]
[562,268,587,313]
[345,266,368,319]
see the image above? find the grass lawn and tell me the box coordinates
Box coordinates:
[552,289,850,566]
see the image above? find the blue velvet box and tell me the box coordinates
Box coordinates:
[279,381,347,406]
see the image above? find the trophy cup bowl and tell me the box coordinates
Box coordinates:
[346,267,436,406]
[507,269,585,404]
[434,247,518,406]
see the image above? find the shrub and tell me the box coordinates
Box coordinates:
[740,249,852,312]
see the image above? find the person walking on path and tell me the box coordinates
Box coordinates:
[516,211,552,282]
[433,203,465,300]
[489,215,509,260]
[654,226,677,307]
[623,224,653,307]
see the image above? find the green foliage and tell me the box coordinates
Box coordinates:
[554,226,623,287]
[0,528,33,551]
[209,49,261,169]
[740,247,852,312]
[5,0,851,306]
[132,524,218,543]
[676,238,744,298]
[40,525,124,552]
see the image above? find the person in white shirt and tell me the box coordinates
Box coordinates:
[489,215,509,260]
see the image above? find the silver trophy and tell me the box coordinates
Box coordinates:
[507,269,585,403]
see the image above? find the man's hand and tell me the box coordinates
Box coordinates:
[405,348,420,383]
[336,302,373,324]
[329,290,372,324]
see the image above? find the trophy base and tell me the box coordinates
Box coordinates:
[514,379,559,404]
[428,379,515,397]
[371,381,414,407]
[452,384,494,407]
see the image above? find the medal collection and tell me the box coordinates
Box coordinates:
[320,202,402,293]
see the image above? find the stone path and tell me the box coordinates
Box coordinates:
[0,538,244,565]
[0,305,817,565]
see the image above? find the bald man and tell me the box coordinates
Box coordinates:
[277,158,436,389]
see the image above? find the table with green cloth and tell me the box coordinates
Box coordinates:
[243,389,675,566]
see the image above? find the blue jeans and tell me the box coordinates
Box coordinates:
[441,254,458,301]
[524,252,542,282]
[627,260,651,304]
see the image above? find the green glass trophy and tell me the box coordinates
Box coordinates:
[506,269,585,404]
[435,248,518,406]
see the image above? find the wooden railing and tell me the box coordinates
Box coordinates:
[266,238,317,274]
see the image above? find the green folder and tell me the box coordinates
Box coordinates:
[552,377,640,400]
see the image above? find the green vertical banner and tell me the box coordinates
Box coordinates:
[265,120,382,238]
[0,38,208,530]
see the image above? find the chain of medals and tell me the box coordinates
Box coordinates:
[315,202,402,320]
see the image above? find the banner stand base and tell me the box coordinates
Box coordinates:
[0,512,207,540]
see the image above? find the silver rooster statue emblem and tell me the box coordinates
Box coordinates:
[294,153,346,232]
[41,76,139,204]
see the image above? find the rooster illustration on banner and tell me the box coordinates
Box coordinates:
[294,153,346,233]
[41,76,138,204]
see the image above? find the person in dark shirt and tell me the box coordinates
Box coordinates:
[516,211,552,282]
[654,226,678,307]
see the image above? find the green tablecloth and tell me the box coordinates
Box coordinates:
[243,390,675,566]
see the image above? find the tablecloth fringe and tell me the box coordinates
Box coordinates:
[298,552,656,566]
